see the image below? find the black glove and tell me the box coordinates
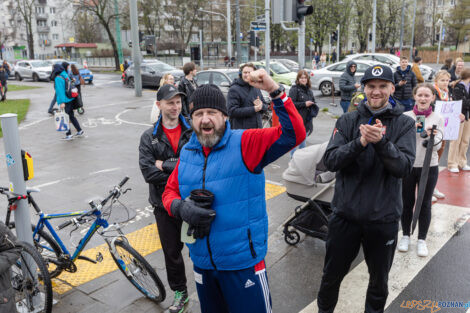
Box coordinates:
[171,199,216,226]
[162,158,178,173]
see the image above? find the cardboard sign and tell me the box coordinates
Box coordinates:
[434,100,462,140]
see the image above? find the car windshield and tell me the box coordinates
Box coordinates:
[226,72,238,81]
[149,63,175,72]
[31,61,50,68]
[270,63,290,74]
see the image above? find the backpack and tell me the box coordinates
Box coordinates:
[59,76,78,98]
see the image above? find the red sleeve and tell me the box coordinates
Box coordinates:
[162,159,181,216]
[241,93,306,173]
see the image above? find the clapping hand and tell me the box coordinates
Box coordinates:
[359,119,383,146]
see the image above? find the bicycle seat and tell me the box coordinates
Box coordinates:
[26,187,40,194]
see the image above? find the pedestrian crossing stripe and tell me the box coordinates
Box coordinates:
[51,182,286,294]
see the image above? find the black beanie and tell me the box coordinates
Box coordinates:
[189,84,228,116]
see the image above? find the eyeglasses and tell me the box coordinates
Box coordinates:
[350,65,357,68]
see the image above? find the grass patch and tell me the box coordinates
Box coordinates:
[0,99,31,137]
[7,84,41,92]
[321,107,329,112]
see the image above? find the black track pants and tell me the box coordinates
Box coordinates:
[317,214,398,313]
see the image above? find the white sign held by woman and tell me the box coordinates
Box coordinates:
[434,100,462,140]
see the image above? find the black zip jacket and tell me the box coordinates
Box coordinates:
[139,115,192,211]
[324,100,416,223]
[339,61,358,101]
[227,78,268,129]
[393,65,417,101]
[288,84,318,135]
[452,82,470,120]
[178,77,197,117]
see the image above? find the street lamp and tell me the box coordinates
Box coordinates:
[436,19,443,65]
[198,4,232,60]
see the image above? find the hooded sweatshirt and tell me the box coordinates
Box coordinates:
[53,64,73,105]
[339,61,358,101]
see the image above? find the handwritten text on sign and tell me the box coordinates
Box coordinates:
[434,100,462,140]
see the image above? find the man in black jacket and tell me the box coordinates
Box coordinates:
[393,56,417,112]
[339,61,361,113]
[139,84,193,313]
[227,63,269,129]
[317,65,416,313]
[178,62,198,117]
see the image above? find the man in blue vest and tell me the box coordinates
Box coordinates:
[162,69,306,313]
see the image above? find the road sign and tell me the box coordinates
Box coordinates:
[442,27,446,40]
[250,21,266,31]
[256,14,265,21]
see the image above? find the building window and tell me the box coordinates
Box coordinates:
[36,7,45,14]
[53,34,59,40]
[50,7,56,14]
[37,20,47,26]
[51,20,57,26]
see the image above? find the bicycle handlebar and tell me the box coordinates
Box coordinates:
[118,176,129,188]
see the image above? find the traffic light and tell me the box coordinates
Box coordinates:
[249,31,256,47]
[369,33,372,41]
[256,37,260,48]
[331,31,337,43]
[293,0,313,23]
[436,34,440,41]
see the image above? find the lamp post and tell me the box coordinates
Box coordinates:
[436,19,443,65]
[198,8,232,60]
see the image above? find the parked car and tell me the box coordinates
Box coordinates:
[14,60,52,82]
[270,58,315,77]
[123,61,184,88]
[248,61,297,86]
[68,62,93,84]
[311,60,377,96]
[343,53,435,81]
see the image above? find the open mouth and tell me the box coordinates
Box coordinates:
[202,127,214,135]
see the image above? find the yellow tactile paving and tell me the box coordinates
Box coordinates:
[52,182,286,294]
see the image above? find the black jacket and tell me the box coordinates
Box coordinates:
[227,78,268,129]
[453,82,470,120]
[324,100,416,223]
[393,65,417,101]
[139,115,192,211]
[288,84,318,135]
[339,61,358,101]
[178,77,197,117]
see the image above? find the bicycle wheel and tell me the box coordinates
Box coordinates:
[110,239,166,303]
[8,222,63,278]
[11,241,53,313]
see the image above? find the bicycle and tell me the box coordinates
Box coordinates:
[1,240,53,313]
[1,177,166,303]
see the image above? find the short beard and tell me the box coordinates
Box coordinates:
[193,123,225,148]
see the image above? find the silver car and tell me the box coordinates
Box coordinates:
[14,60,52,82]
[344,53,435,81]
[311,60,376,96]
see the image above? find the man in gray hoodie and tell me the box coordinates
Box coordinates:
[339,61,361,113]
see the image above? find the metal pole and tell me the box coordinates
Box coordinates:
[129,0,142,97]
[227,0,232,59]
[437,20,442,64]
[328,34,331,65]
[114,0,123,64]
[235,0,241,67]
[298,19,305,68]
[199,30,204,70]
[371,0,376,53]
[265,0,270,73]
[409,0,417,61]
[399,0,405,55]
[336,24,340,62]
[0,114,41,306]
[254,0,257,62]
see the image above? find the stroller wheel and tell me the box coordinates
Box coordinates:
[284,230,300,246]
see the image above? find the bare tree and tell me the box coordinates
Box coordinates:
[353,0,373,52]
[74,11,102,43]
[447,0,470,48]
[15,0,35,59]
[139,0,163,37]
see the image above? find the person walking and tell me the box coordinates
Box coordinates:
[227,63,269,129]
[139,84,192,313]
[447,68,470,173]
[314,51,320,66]
[332,49,337,63]
[123,60,130,72]
[0,62,10,101]
[339,61,360,113]
[320,53,327,69]
[70,64,85,114]
[178,62,198,117]
[53,64,83,140]
[412,57,425,83]
[398,84,444,257]
[162,72,306,313]
[317,64,416,313]
[289,69,319,157]
[394,56,418,111]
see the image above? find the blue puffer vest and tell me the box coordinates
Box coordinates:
[178,121,268,270]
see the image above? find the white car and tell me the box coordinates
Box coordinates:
[14,60,52,82]
[310,60,377,96]
[343,53,435,81]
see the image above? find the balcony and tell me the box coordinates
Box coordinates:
[38,39,52,46]
[36,12,49,20]
[37,25,50,33]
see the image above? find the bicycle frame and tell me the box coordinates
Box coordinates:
[28,196,110,262]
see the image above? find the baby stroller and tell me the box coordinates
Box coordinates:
[281,142,335,245]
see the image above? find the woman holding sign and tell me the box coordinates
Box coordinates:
[398,84,444,257]
[447,68,470,173]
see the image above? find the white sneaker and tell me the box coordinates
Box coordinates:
[462,165,470,171]
[417,240,428,257]
[449,167,459,173]
[398,236,410,252]
[433,188,445,199]
[431,196,437,202]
